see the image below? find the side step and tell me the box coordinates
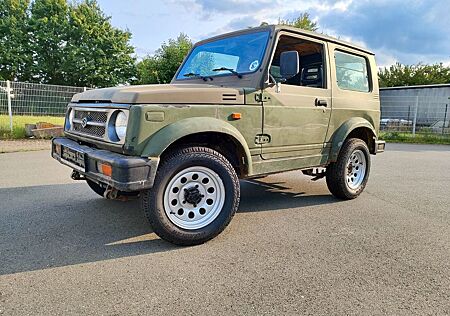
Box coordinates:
[302,167,327,181]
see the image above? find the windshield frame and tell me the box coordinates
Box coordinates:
[171,26,275,88]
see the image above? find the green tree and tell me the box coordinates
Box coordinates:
[64,0,136,87]
[278,13,318,32]
[28,0,70,84]
[0,0,31,81]
[378,63,450,87]
[135,33,192,84]
[16,0,135,87]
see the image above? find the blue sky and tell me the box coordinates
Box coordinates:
[96,0,450,67]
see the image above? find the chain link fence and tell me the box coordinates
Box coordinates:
[0,80,87,137]
[380,95,450,136]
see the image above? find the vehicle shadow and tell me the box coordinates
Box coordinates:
[239,179,337,212]
[0,178,338,275]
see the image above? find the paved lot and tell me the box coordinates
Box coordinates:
[0,143,449,315]
[0,139,51,153]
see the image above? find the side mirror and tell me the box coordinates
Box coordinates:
[280,51,299,79]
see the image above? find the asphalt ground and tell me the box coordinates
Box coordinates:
[0,143,449,315]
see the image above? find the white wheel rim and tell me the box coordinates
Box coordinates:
[163,166,226,230]
[345,150,367,190]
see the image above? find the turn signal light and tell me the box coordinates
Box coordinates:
[231,112,242,120]
[98,162,112,177]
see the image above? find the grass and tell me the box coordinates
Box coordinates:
[1,115,449,145]
[379,131,450,145]
[0,115,64,139]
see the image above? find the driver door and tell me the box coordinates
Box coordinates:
[262,33,332,167]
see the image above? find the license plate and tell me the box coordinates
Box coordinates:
[61,146,85,170]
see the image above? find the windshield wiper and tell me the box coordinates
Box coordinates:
[212,67,243,78]
[183,72,210,81]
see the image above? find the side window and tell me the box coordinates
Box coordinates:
[270,35,325,89]
[334,51,370,92]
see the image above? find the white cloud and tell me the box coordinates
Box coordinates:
[170,0,450,67]
[311,0,354,12]
[375,51,398,69]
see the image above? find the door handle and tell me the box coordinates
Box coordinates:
[315,99,328,107]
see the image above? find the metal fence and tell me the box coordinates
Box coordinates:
[380,95,450,136]
[0,80,86,133]
[1,80,449,138]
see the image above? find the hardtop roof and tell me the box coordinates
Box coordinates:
[196,25,374,56]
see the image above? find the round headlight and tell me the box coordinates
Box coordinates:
[114,111,128,140]
[66,108,74,130]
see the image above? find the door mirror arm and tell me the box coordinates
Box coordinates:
[266,74,285,93]
[275,82,281,93]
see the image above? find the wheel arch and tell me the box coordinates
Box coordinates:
[330,118,377,161]
[141,117,253,176]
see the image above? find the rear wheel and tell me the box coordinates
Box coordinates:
[142,146,240,246]
[326,138,371,200]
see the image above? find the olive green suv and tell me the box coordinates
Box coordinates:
[52,25,385,245]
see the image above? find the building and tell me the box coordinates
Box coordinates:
[380,84,450,127]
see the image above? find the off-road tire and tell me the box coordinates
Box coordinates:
[142,146,240,246]
[326,138,371,200]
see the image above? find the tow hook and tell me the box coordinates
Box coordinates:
[104,185,139,201]
[71,170,86,181]
[104,186,118,199]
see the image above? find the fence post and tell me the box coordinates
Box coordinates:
[412,96,419,136]
[6,80,13,132]
[444,104,448,135]
[407,105,410,125]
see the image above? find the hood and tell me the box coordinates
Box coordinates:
[71,84,245,105]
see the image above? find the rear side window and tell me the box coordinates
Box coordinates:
[335,51,370,92]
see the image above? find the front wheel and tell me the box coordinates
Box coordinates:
[142,146,240,246]
[326,138,371,200]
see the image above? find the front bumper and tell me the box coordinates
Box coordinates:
[52,137,157,191]
[375,140,386,153]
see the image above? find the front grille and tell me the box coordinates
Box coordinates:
[71,108,108,139]
[67,106,129,144]
[73,123,106,138]
[74,110,108,123]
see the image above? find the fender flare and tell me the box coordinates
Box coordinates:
[141,117,253,174]
[330,117,377,161]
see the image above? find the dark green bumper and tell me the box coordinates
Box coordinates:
[51,137,157,191]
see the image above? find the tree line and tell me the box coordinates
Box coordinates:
[0,0,135,87]
[1,0,449,88]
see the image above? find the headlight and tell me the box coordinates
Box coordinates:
[114,110,128,141]
[69,108,74,125]
[65,108,74,130]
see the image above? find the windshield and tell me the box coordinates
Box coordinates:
[176,31,270,80]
